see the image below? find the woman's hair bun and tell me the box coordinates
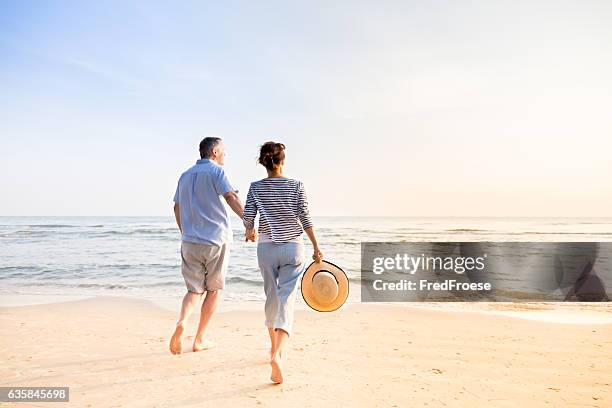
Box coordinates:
[258,142,286,171]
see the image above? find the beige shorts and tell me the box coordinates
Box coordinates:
[180,241,230,293]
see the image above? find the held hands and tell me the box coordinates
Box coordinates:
[312,246,324,263]
[245,228,257,242]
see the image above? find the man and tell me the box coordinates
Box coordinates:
[170,137,245,354]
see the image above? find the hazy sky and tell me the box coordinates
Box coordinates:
[1,1,611,216]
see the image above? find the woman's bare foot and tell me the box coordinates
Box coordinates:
[193,338,216,352]
[270,353,283,384]
[169,323,184,355]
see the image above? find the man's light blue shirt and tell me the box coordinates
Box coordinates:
[173,159,237,246]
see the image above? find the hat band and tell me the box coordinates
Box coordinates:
[312,270,339,283]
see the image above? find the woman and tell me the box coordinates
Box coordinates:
[243,141,323,384]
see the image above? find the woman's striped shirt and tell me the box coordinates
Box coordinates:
[243,177,313,244]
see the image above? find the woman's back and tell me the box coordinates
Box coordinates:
[243,177,313,243]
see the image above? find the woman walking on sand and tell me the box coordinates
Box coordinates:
[243,141,323,384]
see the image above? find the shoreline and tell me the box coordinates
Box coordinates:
[2,293,612,324]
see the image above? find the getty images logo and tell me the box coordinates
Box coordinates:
[371,253,488,275]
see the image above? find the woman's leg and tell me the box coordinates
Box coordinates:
[269,242,305,384]
[258,244,280,358]
[267,327,276,358]
[274,243,304,336]
[270,328,289,384]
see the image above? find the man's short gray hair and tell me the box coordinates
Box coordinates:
[199,137,222,158]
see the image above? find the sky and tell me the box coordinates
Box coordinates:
[1,0,611,217]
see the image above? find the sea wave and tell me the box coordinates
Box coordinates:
[2,216,611,302]
[446,228,489,232]
[23,224,80,228]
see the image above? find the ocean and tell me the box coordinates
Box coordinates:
[1,216,611,307]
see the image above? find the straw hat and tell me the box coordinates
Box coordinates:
[301,260,349,312]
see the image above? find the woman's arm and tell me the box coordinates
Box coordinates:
[243,184,257,242]
[297,182,322,261]
[304,227,323,262]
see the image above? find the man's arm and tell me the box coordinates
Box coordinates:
[173,202,182,234]
[223,191,244,219]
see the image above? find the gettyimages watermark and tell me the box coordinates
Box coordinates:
[361,242,612,302]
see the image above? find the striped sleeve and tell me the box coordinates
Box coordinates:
[243,183,257,229]
[297,181,313,230]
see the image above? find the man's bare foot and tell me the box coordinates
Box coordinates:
[193,339,216,352]
[270,354,283,384]
[169,323,184,355]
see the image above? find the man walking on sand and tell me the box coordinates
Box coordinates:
[170,137,245,354]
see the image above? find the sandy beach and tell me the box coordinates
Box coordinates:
[1,297,611,407]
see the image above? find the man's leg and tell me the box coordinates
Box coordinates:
[192,243,228,352]
[193,289,220,352]
[170,291,203,354]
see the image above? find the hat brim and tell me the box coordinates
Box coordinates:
[301,260,349,312]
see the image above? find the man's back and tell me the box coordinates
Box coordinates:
[173,158,237,246]
[170,137,245,356]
